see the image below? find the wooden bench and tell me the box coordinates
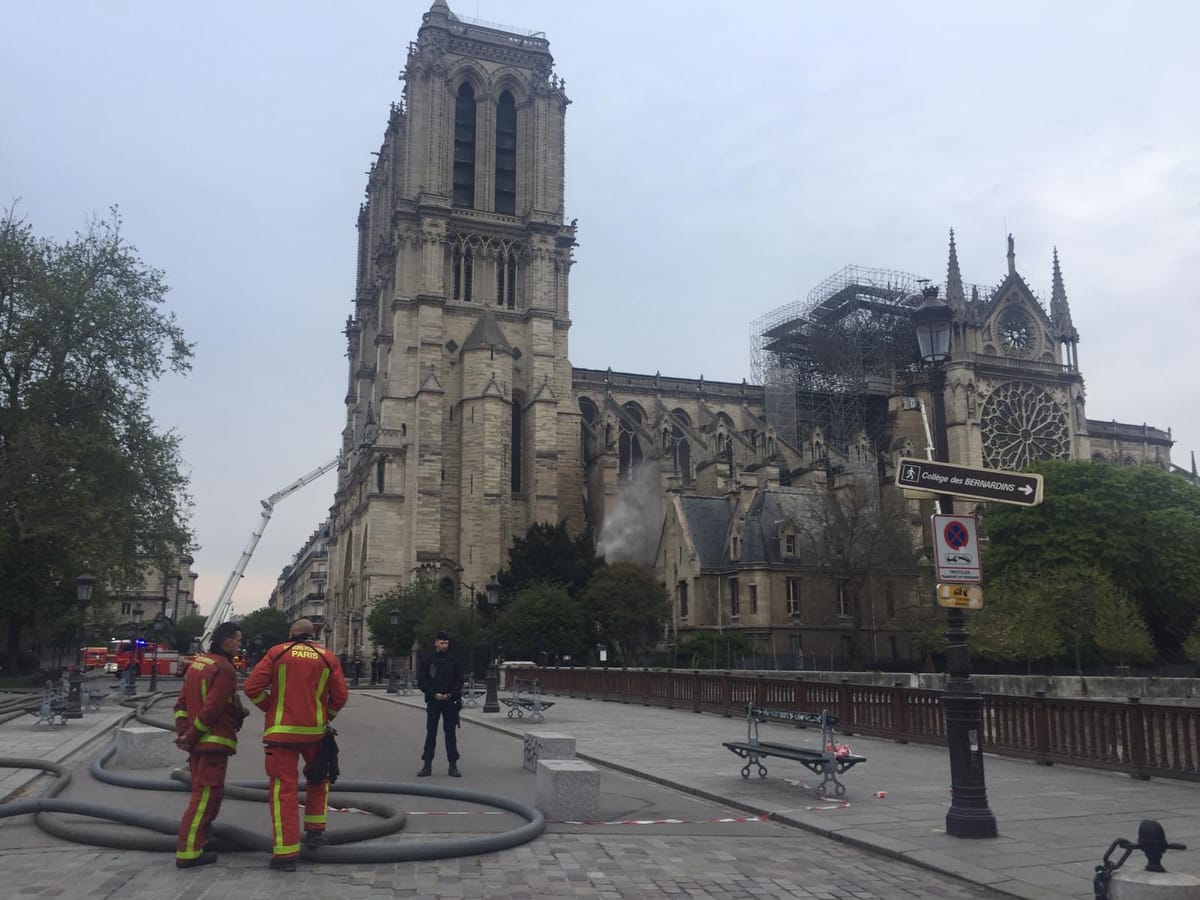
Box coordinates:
[499,677,554,723]
[722,705,866,798]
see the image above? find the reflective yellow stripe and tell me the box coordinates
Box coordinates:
[249,690,269,704]
[174,709,188,720]
[263,724,324,737]
[270,778,286,853]
[178,786,210,858]
[197,733,236,749]
[303,813,326,826]
[314,667,330,730]
[270,664,287,731]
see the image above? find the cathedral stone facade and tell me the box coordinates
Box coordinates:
[321,2,1176,661]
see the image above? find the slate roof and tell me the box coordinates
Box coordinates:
[681,485,828,570]
[678,496,732,570]
[461,310,512,354]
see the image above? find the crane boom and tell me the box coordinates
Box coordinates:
[196,456,340,651]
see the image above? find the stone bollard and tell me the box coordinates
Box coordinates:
[112,726,173,769]
[535,759,599,821]
[523,731,576,772]
[1111,870,1200,898]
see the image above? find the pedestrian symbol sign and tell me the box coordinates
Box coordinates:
[932,513,981,584]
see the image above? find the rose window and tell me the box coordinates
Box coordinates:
[981,382,1070,469]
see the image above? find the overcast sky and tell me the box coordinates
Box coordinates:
[4,1,1198,617]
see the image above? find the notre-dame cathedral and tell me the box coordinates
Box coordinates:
[311,1,1177,665]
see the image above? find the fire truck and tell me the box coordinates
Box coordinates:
[104,638,183,676]
[83,646,108,670]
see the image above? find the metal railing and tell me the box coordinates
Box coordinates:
[531,668,1200,782]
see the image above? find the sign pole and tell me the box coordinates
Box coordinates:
[928,366,997,839]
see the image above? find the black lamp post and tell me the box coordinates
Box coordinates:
[482,577,501,713]
[66,573,94,718]
[351,611,363,686]
[170,572,182,621]
[149,613,166,692]
[126,604,144,694]
[387,607,400,692]
[913,284,997,839]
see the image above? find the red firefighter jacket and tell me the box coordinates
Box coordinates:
[173,651,240,754]
[243,639,348,745]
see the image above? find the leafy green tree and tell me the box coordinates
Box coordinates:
[367,575,444,659]
[972,573,1065,672]
[236,607,291,655]
[0,207,193,672]
[171,614,207,653]
[498,521,605,600]
[1183,628,1200,667]
[579,561,669,665]
[983,460,1200,653]
[673,631,754,669]
[494,581,587,664]
[1093,590,1156,667]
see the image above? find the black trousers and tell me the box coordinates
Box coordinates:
[422,700,459,762]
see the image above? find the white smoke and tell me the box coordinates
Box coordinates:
[596,462,664,565]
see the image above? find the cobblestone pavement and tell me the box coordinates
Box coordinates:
[0,691,1005,900]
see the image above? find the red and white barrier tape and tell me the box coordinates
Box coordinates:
[554,814,771,826]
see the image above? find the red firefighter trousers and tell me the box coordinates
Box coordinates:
[176,753,228,861]
[264,742,329,858]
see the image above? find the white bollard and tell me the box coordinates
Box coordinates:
[522,731,576,772]
[112,726,173,769]
[1111,869,1200,899]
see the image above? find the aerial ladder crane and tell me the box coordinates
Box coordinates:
[195,456,340,652]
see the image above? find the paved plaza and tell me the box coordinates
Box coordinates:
[0,677,1197,899]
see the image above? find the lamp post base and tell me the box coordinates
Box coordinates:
[63,669,83,720]
[482,664,500,713]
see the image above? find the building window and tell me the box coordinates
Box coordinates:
[678,580,689,620]
[496,250,518,308]
[785,533,796,556]
[451,246,474,302]
[837,582,851,618]
[729,577,740,620]
[886,583,896,618]
[494,90,516,215]
[786,578,801,619]
[748,583,758,615]
[120,601,132,615]
[889,635,899,662]
[376,457,385,493]
[510,399,522,493]
[731,536,739,559]
[453,83,476,208]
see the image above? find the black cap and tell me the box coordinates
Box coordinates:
[435,630,449,641]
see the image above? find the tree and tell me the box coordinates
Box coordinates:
[1183,628,1200,667]
[984,460,1200,654]
[498,521,605,600]
[236,607,291,656]
[172,614,207,653]
[0,207,193,672]
[579,561,669,665]
[494,581,587,664]
[673,631,754,669]
[366,576,444,660]
[971,573,1065,672]
[1093,590,1156,668]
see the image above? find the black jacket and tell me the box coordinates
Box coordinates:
[417,650,463,704]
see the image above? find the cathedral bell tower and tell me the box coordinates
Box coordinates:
[328,1,580,645]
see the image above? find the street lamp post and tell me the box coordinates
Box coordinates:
[351,612,363,687]
[126,604,144,696]
[66,574,95,718]
[149,589,168,692]
[387,607,400,693]
[913,285,997,839]
[170,572,182,621]
[482,578,501,713]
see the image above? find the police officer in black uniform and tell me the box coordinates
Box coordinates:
[416,629,464,777]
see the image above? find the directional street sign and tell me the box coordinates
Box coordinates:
[938,583,984,609]
[895,458,1044,507]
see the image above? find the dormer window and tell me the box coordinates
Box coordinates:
[731,535,739,559]
[784,533,796,556]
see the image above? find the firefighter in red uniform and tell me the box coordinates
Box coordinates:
[173,621,247,868]
[243,618,348,872]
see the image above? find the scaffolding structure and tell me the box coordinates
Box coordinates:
[750,265,928,458]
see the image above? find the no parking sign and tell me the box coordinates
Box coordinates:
[932,514,982,584]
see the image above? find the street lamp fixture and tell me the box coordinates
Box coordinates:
[482,577,501,713]
[912,284,996,839]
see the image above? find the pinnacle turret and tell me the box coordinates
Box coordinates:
[1050,246,1078,340]
[945,228,965,310]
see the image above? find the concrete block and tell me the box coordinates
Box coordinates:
[535,759,599,821]
[523,731,576,772]
[1112,869,1200,899]
[112,726,173,769]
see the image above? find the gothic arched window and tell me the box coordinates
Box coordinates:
[495,90,517,215]
[618,402,644,480]
[496,249,518,308]
[453,83,477,208]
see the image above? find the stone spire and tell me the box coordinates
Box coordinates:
[945,228,965,310]
[1006,233,1016,276]
[1050,246,1078,340]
